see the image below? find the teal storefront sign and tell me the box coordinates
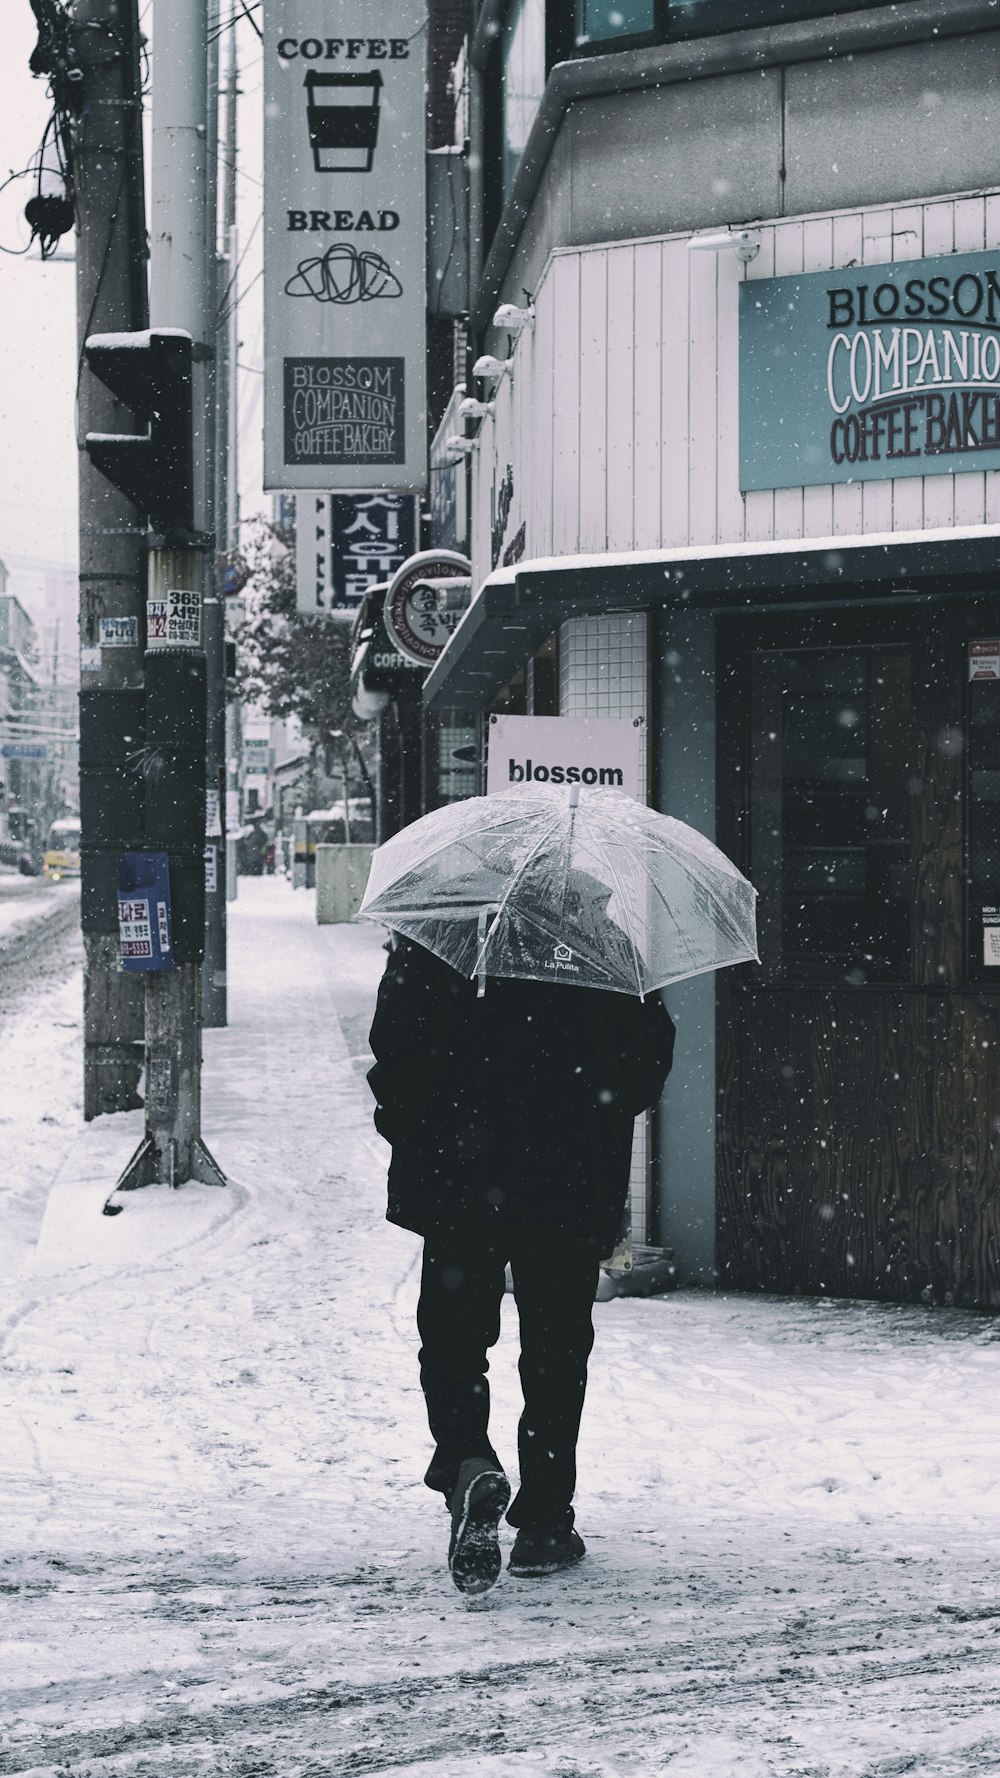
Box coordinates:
[739,249,1000,491]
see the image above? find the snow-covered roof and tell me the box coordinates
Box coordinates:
[424,522,1000,711]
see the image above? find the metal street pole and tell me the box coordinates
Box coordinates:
[220,18,242,907]
[73,0,147,1120]
[116,0,225,1190]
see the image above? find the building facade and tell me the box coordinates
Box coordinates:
[426,0,1000,1305]
[0,585,47,867]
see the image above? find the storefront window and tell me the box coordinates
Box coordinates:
[668,0,916,37]
[575,1,656,45]
[436,719,479,804]
[502,0,546,200]
[751,648,915,986]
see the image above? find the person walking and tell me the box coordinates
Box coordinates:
[367,894,675,1598]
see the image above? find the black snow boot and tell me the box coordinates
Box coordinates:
[508,1525,586,1577]
[448,1457,511,1596]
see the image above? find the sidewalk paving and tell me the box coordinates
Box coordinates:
[4,876,1000,1776]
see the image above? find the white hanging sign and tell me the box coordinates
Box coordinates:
[969,639,1000,680]
[263,8,427,492]
[147,588,201,648]
[486,715,643,799]
[99,616,138,648]
[295,494,331,612]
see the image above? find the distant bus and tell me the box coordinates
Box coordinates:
[44,817,81,881]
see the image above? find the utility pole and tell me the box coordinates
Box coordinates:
[202,3,226,1028]
[73,0,147,1120]
[112,0,224,1190]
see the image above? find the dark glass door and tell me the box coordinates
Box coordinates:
[715,599,1000,1308]
[751,647,915,987]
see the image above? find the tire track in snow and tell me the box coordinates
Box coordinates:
[6,1582,1000,1776]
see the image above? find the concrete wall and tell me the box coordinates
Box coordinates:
[315,845,375,925]
[565,69,783,247]
[783,34,1000,215]
[654,612,717,1283]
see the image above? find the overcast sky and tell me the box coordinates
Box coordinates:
[0,4,78,573]
[0,4,265,590]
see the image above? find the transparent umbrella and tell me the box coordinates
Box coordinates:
[358,783,759,998]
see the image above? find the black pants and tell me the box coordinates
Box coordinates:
[417,1222,601,1532]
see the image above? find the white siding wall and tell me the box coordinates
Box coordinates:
[470,190,1000,585]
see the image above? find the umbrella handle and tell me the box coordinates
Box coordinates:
[477,908,488,998]
[475,903,501,997]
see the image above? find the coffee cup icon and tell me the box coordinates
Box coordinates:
[305,70,382,173]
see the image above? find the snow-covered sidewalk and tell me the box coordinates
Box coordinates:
[3,876,1000,1777]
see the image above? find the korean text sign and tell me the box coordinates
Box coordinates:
[295,491,417,613]
[740,249,1000,490]
[117,853,173,972]
[263,11,427,491]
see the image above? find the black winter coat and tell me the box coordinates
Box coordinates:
[367,937,676,1253]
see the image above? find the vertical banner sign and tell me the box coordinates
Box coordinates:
[331,493,417,607]
[263,10,428,491]
[295,494,332,612]
[243,718,271,778]
[296,491,418,612]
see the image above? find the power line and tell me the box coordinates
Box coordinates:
[214,212,260,323]
[216,264,262,332]
[208,1,261,45]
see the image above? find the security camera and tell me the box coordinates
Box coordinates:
[458,396,494,422]
[473,354,510,384]
[445,434,475,456]
[492,302,534,335]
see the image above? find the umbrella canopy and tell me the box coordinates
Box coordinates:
[358,783,759,997]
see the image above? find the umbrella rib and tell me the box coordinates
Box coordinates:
[649,877,709,977]
[471,806,567,978]
[371,802,533,902]
[651,830,758,934]
[645,860,755,965]
[586,830,646,997]
[651,847,756,946]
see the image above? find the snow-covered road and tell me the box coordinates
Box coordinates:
[3,878,1000,1777]
[0,878,81,1027]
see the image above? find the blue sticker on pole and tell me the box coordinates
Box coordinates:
[117,852,174,971]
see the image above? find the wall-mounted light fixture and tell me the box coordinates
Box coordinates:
[492,301,534,335]
[688,228,761,264]
[458,396,494,423]
[473,353,511,385]
[445,434,476,457]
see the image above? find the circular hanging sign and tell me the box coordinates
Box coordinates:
[383,550,472,668]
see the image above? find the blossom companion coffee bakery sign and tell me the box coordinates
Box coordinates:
[739,250,1000,489]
